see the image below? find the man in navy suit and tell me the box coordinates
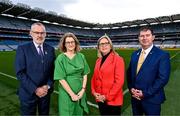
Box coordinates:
[15,22,55,115]
[127,26,170,115]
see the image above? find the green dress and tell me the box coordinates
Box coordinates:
[54,52,90,116]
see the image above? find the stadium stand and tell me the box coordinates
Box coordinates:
[0,0,180,51]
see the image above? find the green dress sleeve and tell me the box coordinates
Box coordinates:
[54,55,66,80]
[81,53,90,76]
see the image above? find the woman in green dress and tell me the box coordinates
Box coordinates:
[54,32,90,116]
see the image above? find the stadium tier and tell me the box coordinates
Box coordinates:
[0,1,180,115]
[0,0,180,51]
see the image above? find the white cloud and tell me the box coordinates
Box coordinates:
[10,0,180,24]
[64,0,180,23]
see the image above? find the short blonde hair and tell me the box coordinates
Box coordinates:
[59,32,81,52]
[97,34,115,57]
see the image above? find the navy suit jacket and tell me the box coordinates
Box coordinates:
[15,42,55,101]
[127,46,170,104]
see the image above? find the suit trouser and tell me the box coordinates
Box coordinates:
[98,102,121,115]
[132,98,161,116]
[20,94,50,115]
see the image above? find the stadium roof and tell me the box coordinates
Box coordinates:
[1,0,180,29]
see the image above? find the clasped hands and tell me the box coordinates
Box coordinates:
[35,85,49,98]
[70,89,85,101]
[131,88,144,100]
[94,92,106,103]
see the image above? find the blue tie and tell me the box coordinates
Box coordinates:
[38,45,44,59]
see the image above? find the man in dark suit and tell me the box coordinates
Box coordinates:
[15,22,55,115]
[127,26,170,115]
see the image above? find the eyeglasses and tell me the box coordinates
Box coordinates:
[32,31,46,35]
[65,41,75,45]
[99,42,110,47]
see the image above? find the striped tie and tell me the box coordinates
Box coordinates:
[38,45,44,58]
[137,50,145,74]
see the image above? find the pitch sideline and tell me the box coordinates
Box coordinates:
[0,51,179,109]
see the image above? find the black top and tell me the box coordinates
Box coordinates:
[100,51,111,67]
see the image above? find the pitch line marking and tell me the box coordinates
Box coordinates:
[0,51,179,109]
[170,51,180,60]
[0,71,99,108]
[0,71,131,109]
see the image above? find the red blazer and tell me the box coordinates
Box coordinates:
[91,52,125,106]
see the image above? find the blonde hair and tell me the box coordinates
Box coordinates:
[59,32,81,52]
[97,34,116,57]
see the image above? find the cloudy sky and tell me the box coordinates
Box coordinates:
[10,0,180,24]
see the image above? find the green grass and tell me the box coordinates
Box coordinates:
[0,75,19,115]
[161,50,180,115]
[0,49,180,115]
[122,49,180,115]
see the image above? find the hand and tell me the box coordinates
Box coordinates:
[35,86,48,98]
[70,94,79,101]
[93,92,101,99]
[135,89,144,99]
[131,88,143,100]
[132,94,141,100]
[42,85,49,91]
[77,89,85,99]
[99,95,106,102]
[131,88,140,100]
[96,94,106,103]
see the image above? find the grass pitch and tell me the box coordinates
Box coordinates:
[0,48,179,115]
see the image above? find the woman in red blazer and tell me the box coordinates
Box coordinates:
[91,35,125,115]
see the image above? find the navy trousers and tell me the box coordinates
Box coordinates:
[132,99,161,116]
[20,94,50,115]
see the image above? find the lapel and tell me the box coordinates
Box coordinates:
[31,42,41,59]
[100,52,114,71]
[140,46,155,69]
[43,43,49,62]
[134,49,141,74]
[96,58,102,80]
[97,52,114,80]
[136,46,156,75]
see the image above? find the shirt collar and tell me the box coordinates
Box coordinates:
[141,44,153,59]
[33,41,43,49]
